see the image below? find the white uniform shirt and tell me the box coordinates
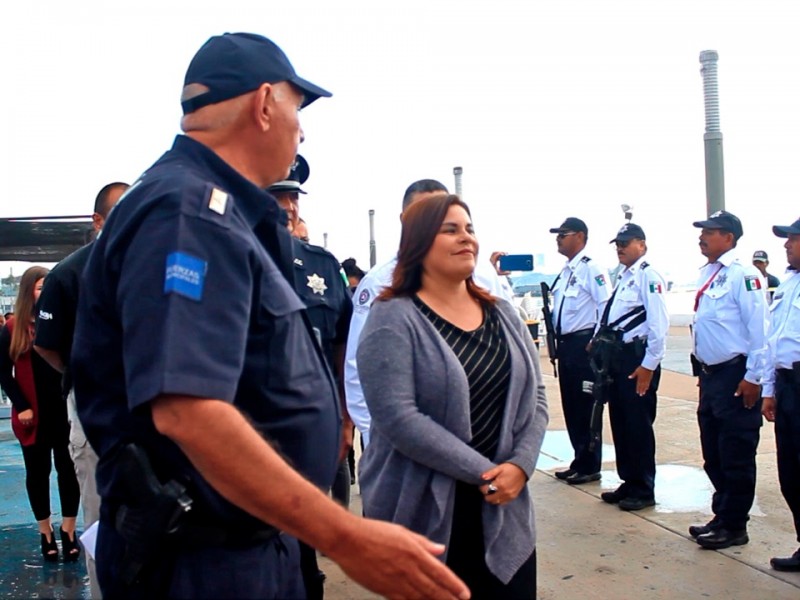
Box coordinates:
[344,255,513,446]
[606,256,669,371]
[551,249,611,336]
[692,248,769,384]
[761,270,800,397]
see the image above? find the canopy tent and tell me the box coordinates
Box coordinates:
[0,216,92,262]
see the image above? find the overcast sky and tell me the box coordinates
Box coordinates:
[2,0,798,284]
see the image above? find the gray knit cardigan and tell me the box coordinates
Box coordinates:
[357,296,549,584]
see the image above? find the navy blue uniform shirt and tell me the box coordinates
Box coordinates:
[291,238,352,370]
[71,135,340,525]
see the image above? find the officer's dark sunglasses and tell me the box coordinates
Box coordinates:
[556,232,577,240]
[615,239,632,248]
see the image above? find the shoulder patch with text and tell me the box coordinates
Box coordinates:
[358,289,371,305]
[164,252,207,301]
[744,275,762,292]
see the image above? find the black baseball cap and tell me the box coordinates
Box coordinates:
[773,218,800,238]
[181,33,332,115]
[268,155,310,195]
[692,210,743,240]
[549,217,588,235]
[752,250,769,262]
[610,223,646,243]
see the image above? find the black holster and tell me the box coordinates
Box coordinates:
[113,444,193,589]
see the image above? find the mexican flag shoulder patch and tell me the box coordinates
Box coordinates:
[648,281,663,294]
[744,275,762,291]
[595,274,606,286]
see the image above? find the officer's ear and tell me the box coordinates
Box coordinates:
[253,83,274,132]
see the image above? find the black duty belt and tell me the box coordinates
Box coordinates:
[558,327,595,341]
[698,354,746,375]
[180,523,280,548]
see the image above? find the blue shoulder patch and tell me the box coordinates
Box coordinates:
[164,252,207,301]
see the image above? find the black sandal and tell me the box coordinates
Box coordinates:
[41,528,59,562]
[60,527,81,562]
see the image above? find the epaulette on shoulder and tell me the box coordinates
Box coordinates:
[304,242,338,261]
[641,261,649,270]
[581,256,591,263]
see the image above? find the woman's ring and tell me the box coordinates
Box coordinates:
[487,483,498,495]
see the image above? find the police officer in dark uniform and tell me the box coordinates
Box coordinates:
[269,157,353,600]
[549,217,611,484]
[762,217,800,572]
[689,211,768,550]
[595,224,668,511]
[70,33,468,600]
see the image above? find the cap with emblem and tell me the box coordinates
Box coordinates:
[752,250,769,262]
[772,217,800,238]
[549,217,588,235]
[181,32,332,115]
[609,223,646,244]
[268,155,310,195]
[692,210,743,240]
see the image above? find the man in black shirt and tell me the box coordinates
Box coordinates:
[35,181,128,598]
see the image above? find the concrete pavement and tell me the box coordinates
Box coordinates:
[0,326,798,598]
[320,327,800,599]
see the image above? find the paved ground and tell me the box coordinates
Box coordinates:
[1,326,799,598]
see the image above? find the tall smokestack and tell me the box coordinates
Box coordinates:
[453,166,463,198]
[699,50,725,215]
[368,209,376,268]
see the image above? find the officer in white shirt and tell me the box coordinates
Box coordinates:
[345,179,514,447]
[549,217,611,484]
[689,210,768,550]
[761,217,800,572]
[596,224,668,511]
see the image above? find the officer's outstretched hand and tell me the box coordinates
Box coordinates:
[761,396,777,422]
[330,519,470,599]
[628,366,654,396]
[734,379,761,409]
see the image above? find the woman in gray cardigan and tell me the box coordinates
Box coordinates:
[357,194,549,598]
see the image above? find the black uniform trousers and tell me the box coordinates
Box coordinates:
[607,344,660,500]
[557,329,601,475]
[775,369,800,542]
[697,357,762,531]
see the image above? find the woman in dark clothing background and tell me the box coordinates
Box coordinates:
[0,266,80,561]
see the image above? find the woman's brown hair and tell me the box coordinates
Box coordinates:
[379,194,495,306]
[9,265,48,362]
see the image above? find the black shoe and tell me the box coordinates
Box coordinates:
[555,468,576,480]
[60,527,81,562]
[619,497,655,511]
[565,472,601,485]
[40,528,58,562]
[770,549,800,572]
[601,488,627,504]
[689,518,720,538]
[696,528,749,549]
